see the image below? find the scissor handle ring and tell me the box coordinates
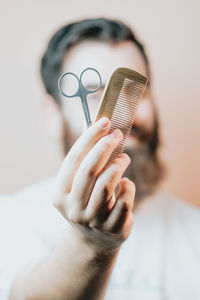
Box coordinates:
[58,72,80,98]
[80,67,102,94]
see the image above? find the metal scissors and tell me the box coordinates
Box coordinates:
[58,67,102,128]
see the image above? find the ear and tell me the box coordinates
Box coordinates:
[40,94,63,141]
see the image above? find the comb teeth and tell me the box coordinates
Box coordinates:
[95,67,148,171]
[105,78,146,168]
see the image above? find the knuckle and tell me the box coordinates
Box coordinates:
[89,218,100,229]
[87,124,103,141]
[68,210,80,223]
[51,193,63,210]
[107,163,121,176]
[87,166,97,178]
[68,208,86,225]
[121,201,129,214]
[112,164,121,174]
[113,157,128,170]
[97,135,119,156]
[103,220,111,232]
[102,136,113,149]
[122,179,136,196]
[103,185,113,200]
[94,124,105,134]
[81,164,97,178]
[120,231,129,241]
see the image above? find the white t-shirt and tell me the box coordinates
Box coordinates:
[0,177,199,300]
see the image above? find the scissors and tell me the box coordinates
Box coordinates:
[58,67,102,128]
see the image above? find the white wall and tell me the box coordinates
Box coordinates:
[0,0,199,206]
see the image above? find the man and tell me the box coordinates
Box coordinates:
[0,18,199,300]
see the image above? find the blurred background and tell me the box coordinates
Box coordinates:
[0,0,199,206]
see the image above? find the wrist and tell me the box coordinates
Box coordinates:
[62,224,120,260]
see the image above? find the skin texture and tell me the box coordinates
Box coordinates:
[58,41,164,202]
[53,119,135,251]
[10,40,163,299]
[10,119,135,300]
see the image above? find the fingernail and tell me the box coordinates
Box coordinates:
[124,154,131,164]
[97,117,110,128]
[121,153,131,162]
[110,129,123,138]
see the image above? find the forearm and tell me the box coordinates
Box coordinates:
[10,226,119,300]
[10,120,135,299]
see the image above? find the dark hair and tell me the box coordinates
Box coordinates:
[40,17,150,104]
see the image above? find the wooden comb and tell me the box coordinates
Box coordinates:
[95,67,148,167]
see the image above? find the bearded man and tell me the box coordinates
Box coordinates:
[0,18,199,300]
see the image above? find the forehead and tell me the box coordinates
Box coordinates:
[62,40,148,85]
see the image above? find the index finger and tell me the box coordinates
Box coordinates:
[55,117,111,195]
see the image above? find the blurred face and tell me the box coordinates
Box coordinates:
[59,40,164,202]
[61,40,155,149]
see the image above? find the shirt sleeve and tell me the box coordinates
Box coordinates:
[0,195,50,300]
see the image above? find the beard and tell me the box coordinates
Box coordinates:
[61,113,165,204]
[122,115,165,203]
